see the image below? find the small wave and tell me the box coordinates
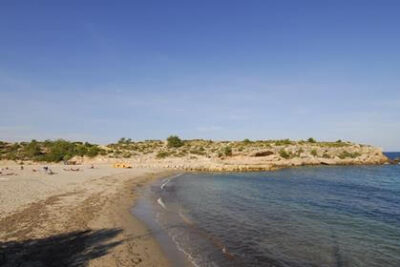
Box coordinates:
[157,197,167,209]
[171,233,201,267]
[160,179,170,190]
[179,210,194,225]
[160,173,184,190]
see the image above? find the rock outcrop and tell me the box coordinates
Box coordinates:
[77,140,389,172]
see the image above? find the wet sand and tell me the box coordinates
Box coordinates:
[0,163,176,266]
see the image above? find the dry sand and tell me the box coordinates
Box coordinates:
[0,163,176,266]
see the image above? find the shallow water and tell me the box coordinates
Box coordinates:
[134,165,400,266]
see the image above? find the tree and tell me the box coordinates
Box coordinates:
[24,140,42,158]
[167,135,183,148]
[242,138,251,144]
[307,137,316,143]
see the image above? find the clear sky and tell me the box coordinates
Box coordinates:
[1,1,399,150]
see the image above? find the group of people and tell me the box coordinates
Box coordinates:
[1,164,95,176]
[0,167,14,176]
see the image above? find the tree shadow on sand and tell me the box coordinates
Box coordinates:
[0,228,123,267]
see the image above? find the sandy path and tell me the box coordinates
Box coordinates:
[0,164,175,266]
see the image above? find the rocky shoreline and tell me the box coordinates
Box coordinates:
[76,142,389,172]
[1,139,389,173]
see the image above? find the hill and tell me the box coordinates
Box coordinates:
[0,137,388,172]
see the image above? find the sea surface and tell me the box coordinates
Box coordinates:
[134,163,400,267]
[385,151,400,160]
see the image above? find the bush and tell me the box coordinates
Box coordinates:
[279,149,291,159]
[242,138,251,144]
[308,137,317,143]
[23,140,42,159]
[338,151,361,159]
[311,149,318,156]
[275,139,293,146]
[167,135,184,148]
[224,146,232,157]
[156,151,170,159]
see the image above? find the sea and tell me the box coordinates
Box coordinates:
[133,153,400,267]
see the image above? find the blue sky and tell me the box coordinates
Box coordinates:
[1,1,399,150]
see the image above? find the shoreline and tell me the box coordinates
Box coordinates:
[0,162,394,266]
[136,165,400,266]
[0,164,176,266]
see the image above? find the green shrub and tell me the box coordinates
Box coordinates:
[156,151,170,159]
[167,135,184,148]
[311,149,318,156]
[242,138,251,145]
[279,149,291,159]
[338,151,361,159]
[308,137,317,143]
[224,146,232,157]
[275,139,293,146]
[23,140,42,158]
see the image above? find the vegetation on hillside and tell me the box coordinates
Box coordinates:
[0,140,105,162]
[0,136,366,162]
[167,135,184,148]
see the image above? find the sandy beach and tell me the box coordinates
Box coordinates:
[0,162,176,266]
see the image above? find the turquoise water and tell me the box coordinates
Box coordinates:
[137,165,400,266]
